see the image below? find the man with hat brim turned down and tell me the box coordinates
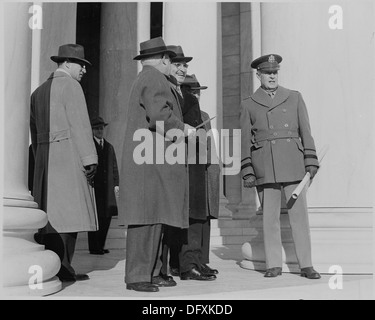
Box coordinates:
[30,44,98,282]
[240,54,321,279]
[119,37,196,293]
[178,74,221,281]
[88,117,119,256]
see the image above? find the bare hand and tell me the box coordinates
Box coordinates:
[114,186,120,197]
[243,175,256,188]
[184,124,196,138]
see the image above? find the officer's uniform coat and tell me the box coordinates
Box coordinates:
[240,86,319,185]
[30,71,98,233]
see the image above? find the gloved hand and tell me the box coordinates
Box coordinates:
[84,164,97,186]
[243,175,256,188]
[306,165,318,180]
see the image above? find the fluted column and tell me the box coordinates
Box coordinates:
[2,2,61,296]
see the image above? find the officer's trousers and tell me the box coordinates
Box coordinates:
[257,182,313,269]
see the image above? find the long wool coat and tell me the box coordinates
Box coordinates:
[119,65,189,228]
[30,71,98,233]
[93,139,119,218]
[181,89,219,220]
[240,86,319,185]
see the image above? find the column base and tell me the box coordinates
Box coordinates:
[2,277,62,297]
[2,203,62,297]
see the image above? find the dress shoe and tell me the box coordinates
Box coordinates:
[152,275,177,287]
[59,273,90,282]
[301,267,321,279]
[180,267,216,281]
[159,272,174,281]
[200,264,219,275]
[126,282,159,292]
[170,267,180,276]
[75,274,90,281]
[264,267,282,278]
[89,250,105,255]
[103,249,110,254]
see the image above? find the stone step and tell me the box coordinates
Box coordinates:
[75,217,249,251]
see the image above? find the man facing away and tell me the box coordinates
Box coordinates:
[30,44,98,282]
[119,37,195,293]
[240,54,321,279]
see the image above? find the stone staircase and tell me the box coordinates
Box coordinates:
[75,217,250,252]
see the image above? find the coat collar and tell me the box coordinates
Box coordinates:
[252,86,290,109]
[48,70,73,80]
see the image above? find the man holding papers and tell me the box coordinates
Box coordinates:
[240,54,321,279]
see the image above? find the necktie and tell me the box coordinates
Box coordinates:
[100,140,103,149]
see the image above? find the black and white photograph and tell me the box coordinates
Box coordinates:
[0,0,374,304]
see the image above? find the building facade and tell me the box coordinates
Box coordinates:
[1,1,374,296]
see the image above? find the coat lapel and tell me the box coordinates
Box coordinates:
[269,86,290,110]
[251,87,272,108]
[252,86,290,110]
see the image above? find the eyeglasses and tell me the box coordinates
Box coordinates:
[66,59,86,69]
[172,62,189,69]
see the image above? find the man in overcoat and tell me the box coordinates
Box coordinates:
[119,37,195,293]
[88,116,119,255]
[30,44,98,282]
[178,74,220,281]
[240,54,321,279]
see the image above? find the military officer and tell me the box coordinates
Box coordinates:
[240,54,321,279]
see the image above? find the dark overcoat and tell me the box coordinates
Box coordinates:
[119,65,189,228]
[93,139,119,218]
[181,89,219,220]
[240,86,319,185]
[30,71,98,233]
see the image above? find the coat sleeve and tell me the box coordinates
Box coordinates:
[63,79,98,167]
[297,92,319,168]
[111,145,120,186]
[140,73,185,133]
[240,101,255,179]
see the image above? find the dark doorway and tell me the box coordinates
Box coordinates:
[76,2,102,120]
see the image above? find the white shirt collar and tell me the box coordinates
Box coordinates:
[94,136,103,145]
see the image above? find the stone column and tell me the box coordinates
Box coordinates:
[99,3,138,226]
[164,2,232,218]
[2,2,61,296]
[241,2,373,273]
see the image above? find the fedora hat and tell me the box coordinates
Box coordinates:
[182,74,207,90]
[167,45,193,63]
[91,116,108,128]
[50,44,92,66]
[133,37,177,60]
